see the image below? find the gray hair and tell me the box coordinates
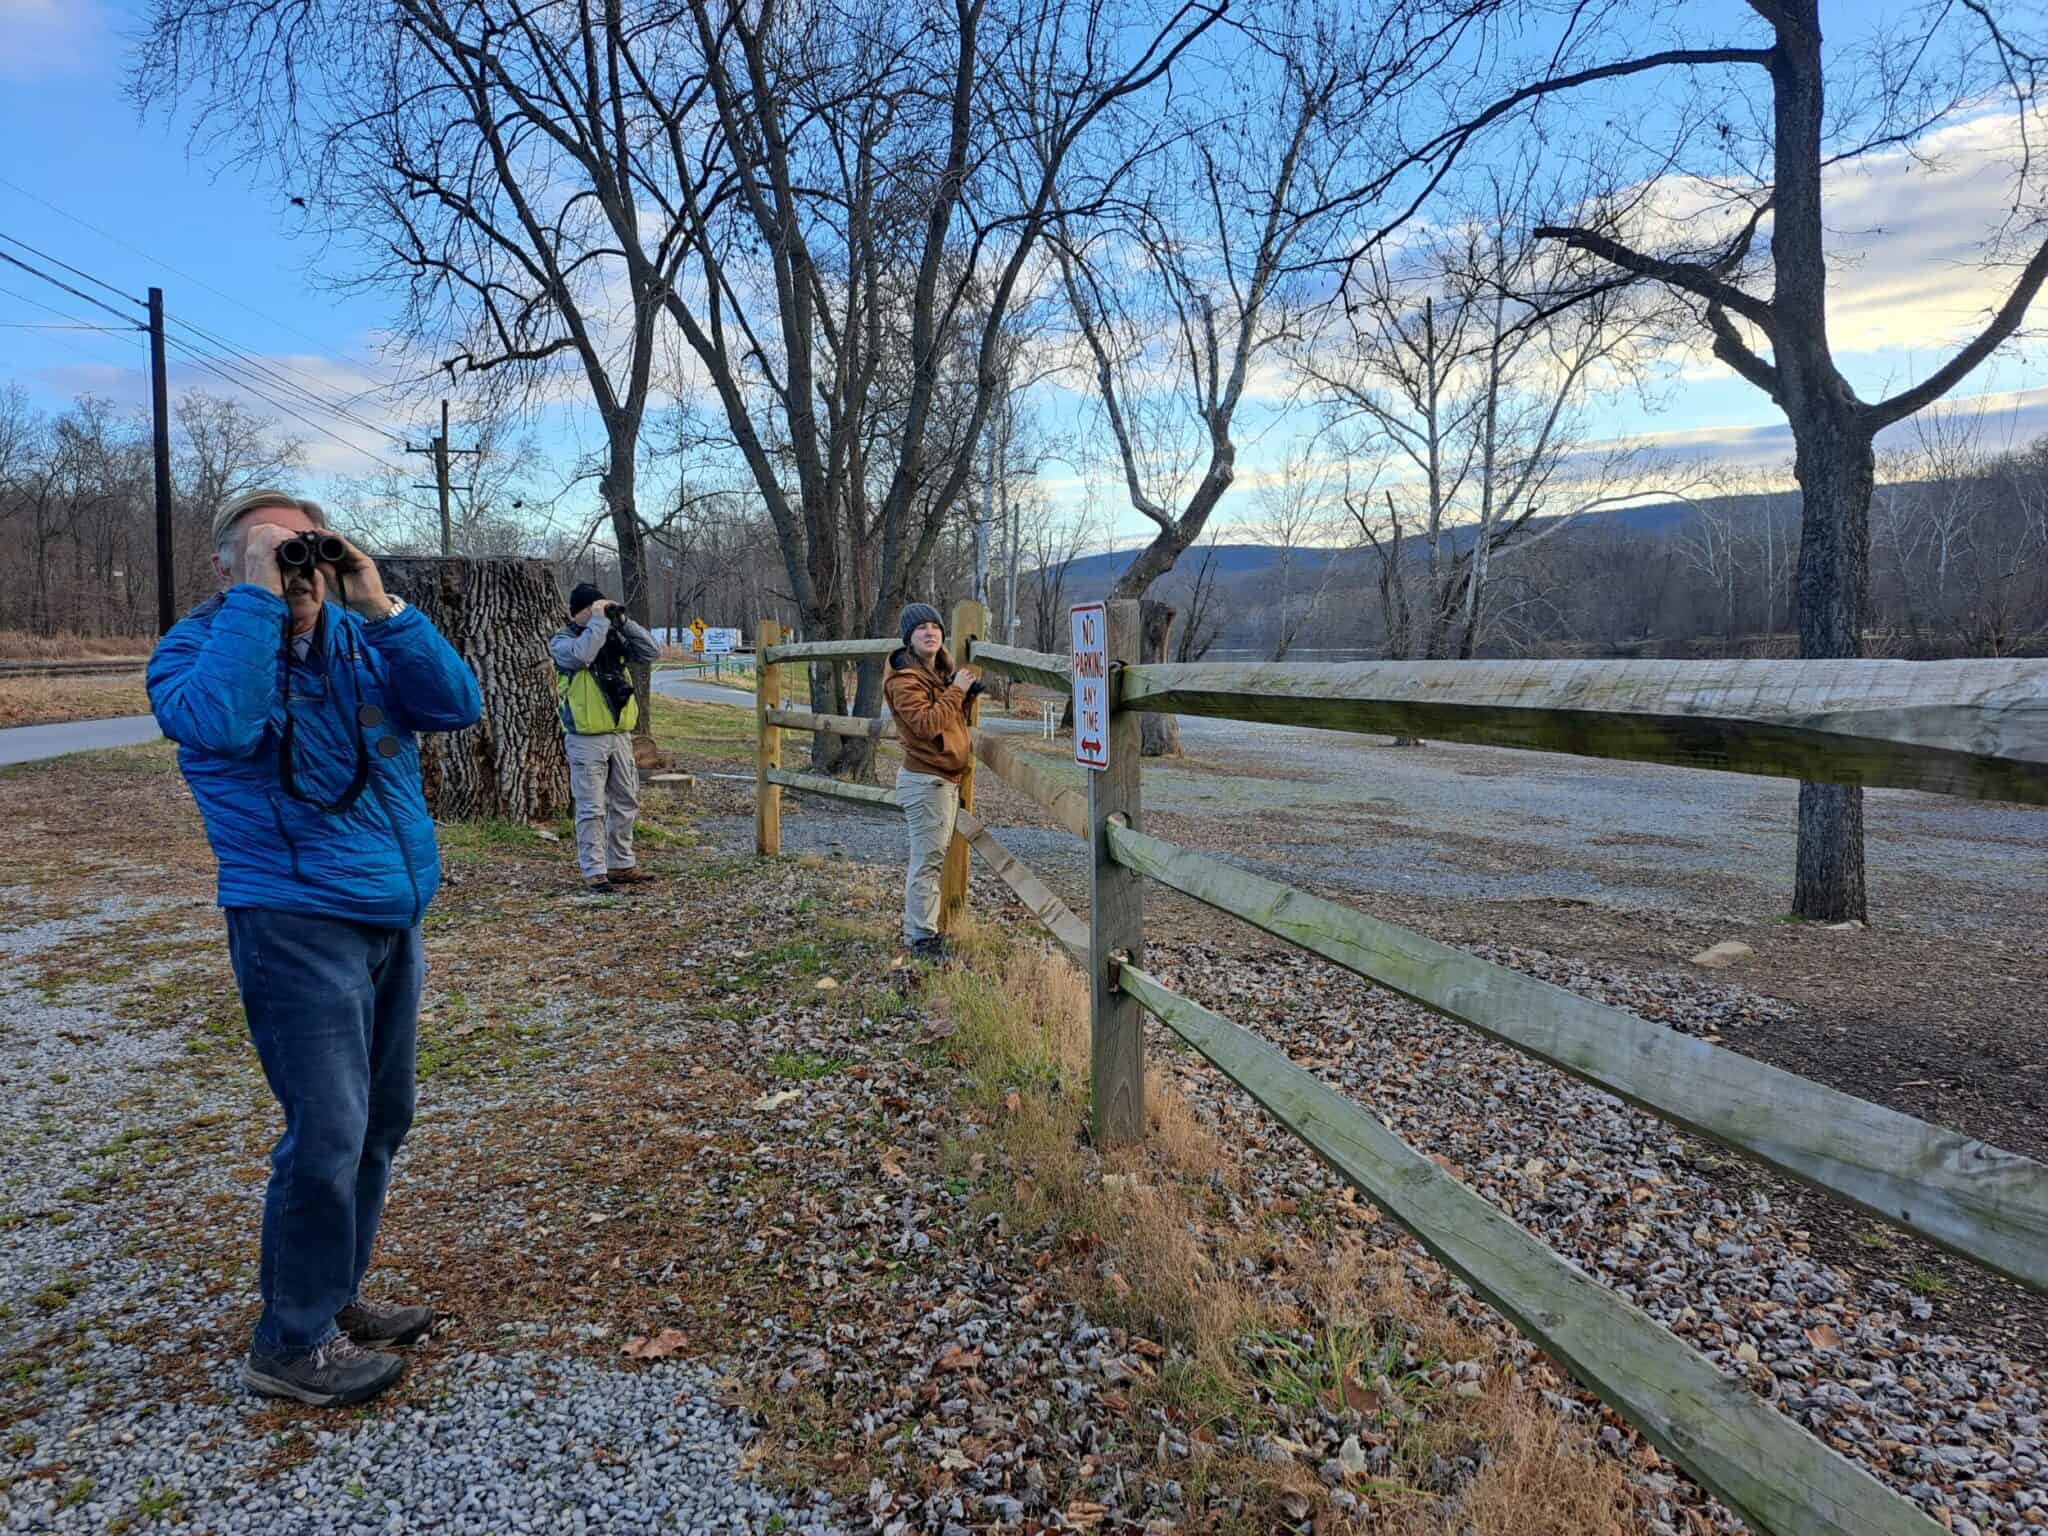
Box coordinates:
[212,488,326,562]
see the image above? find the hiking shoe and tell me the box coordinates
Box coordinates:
[909,936,951,964]
[337,1298,434,1349]
[607,866,655,886]
[581,877,615,896]
[240,1334,404,1408]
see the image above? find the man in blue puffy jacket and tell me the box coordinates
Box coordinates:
[148,488,481,1407]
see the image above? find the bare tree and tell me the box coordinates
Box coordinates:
[1021,493,1095,654]
[133,0,708,731]
[1172,526,1229,662]
[1051,7,1394,753]
[1246,444,1344,660]
[1396,0,2048,920]
[1306,173,1662,665]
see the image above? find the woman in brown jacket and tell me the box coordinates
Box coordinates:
[883,603,982,959]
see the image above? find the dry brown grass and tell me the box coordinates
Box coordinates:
[0,676,152,729]
[0,629,153,661]
[928,930,1644,1536]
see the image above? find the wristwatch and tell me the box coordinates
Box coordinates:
[366,596,408,625]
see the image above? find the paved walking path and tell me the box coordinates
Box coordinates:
[0,715,161,767]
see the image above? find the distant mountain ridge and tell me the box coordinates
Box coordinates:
[1051,492,1735,595]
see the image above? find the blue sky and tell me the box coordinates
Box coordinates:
[6,0,2048,553]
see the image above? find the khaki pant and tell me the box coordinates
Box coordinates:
[896,768,958,944]
[566,731,640,880]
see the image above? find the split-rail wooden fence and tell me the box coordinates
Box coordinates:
[750,603,2048,1536]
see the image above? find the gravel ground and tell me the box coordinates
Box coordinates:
[0,879,842,1536]
[1143,937,2046,1536]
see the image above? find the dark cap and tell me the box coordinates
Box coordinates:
[899,602,943,647]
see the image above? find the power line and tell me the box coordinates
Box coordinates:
[168,313,404,440]
[0,173,390,382]
[0,199,423,443]
[160,331,407,476]
[0,228,142,308]
[163,317,401,443]
[0,247,146,329]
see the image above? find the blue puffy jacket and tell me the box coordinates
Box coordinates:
[148,585,483,927]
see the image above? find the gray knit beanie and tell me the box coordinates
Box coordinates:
[899,602,943,647]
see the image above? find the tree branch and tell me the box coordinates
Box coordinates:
[1531,222,1775,332]
[1869,235,2048,428]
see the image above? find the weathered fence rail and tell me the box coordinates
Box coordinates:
[748,602,2048,1536]
[1119,655,2048,802]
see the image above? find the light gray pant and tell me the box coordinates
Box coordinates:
[566,731,640,879]
[897,768,959,943]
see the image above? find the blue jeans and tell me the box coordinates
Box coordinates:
[225,909,422,1357]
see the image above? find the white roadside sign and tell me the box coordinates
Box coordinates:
[702,627,741,655]
[1071,601,1108,771]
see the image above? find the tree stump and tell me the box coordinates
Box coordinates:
[381,557,571,822]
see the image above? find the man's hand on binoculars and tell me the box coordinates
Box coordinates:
[326,534,396,621]
[242,523,298,597]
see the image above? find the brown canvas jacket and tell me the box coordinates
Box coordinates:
[884,646,973,782]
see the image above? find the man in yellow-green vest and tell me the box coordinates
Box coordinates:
[551,582,661,894]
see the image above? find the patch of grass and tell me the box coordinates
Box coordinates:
[438,818,549,866]
[919,927,1640,1536]
[0,675,150,730]
[58,1477,93,1510]
[30,1274,85,1311]
[134,1482,183,1519]
[766,1052,847,1083]
[1855,1225,1894,1251]
[1905,1266,1952,1298]
[647,695,755,766]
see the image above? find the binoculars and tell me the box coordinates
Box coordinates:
[277,531,349,570]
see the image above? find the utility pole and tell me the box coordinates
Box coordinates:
[407,399,478,556]
[147,288,175,635]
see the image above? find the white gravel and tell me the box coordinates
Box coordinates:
[0,887,844,1536]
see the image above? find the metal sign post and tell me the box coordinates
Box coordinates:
[1072,601,1109,771]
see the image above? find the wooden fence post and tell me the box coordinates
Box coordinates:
[942,599,986,933]
[755,619,782,856]
[1090,599,1144,1145]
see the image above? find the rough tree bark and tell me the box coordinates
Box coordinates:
[1137,600,1182,757]
[382,557,570,822]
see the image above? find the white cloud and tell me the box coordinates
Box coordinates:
[0,0,109,81]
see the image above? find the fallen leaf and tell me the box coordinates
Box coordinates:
[815,976,839,991]
[1003,1090,1022,1115]
[1065,1501,1108,1528]
[1106,1271,1131,1298]
[936,1345,980,1373]
[879,1147,907,1180]
[621,1327,687,1361]
[1805,1324,1842,1351]
[752,1088,802,1112]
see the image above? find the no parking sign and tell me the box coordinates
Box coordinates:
[1071,602,1108,771]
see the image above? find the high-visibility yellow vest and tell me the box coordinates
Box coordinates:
[557,667,638,735]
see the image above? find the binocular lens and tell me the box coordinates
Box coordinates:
[278,533,348,568]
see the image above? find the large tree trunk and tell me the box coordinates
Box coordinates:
[600,442,656,749]
[1789,412,1874,922]
[382,557,571,823]
[1137,599,1182,758]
